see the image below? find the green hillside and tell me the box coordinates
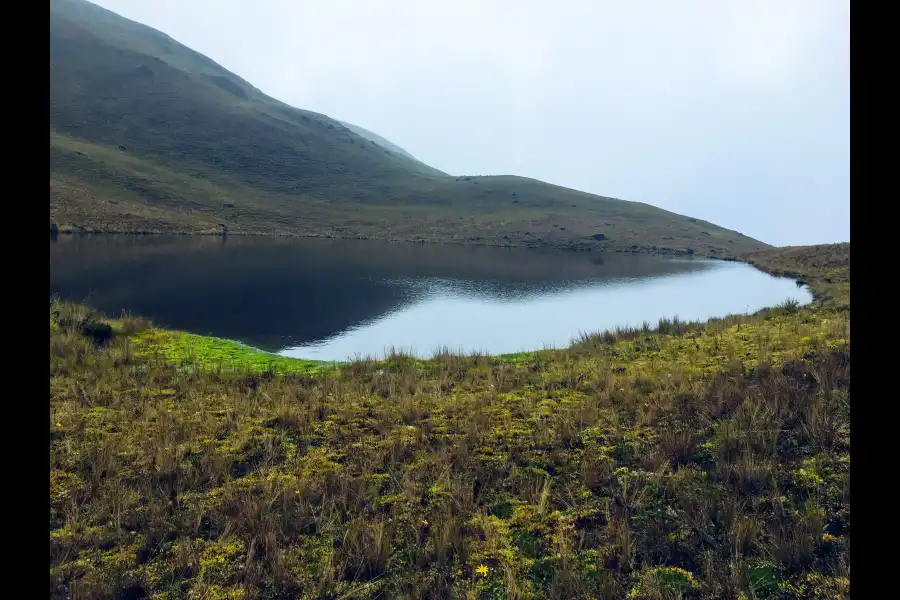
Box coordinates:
[338,121,442,174]
[50,0,767,256]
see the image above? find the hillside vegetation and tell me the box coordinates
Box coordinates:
[742,244,850,311]
[50,246,849,599]
[338,122,441,173]
[50,0,766,257]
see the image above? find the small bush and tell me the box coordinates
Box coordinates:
[81,321,114,345]
[779,298,801,314]
[628,566,700,599]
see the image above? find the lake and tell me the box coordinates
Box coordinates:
[50,235,811,361]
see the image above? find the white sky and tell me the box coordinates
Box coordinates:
[91,0,849,246]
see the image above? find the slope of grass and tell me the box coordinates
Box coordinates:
[338,121,442,175]
[49,246,849,599]
[50,0,767,257]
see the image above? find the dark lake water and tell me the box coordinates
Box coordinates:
[50,235,811,360]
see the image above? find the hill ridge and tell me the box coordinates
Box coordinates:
[50,0,768,257]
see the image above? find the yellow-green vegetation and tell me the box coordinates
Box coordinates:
[50,245,849,599]
[130,330,334,376]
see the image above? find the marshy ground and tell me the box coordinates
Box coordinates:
[50,243,849,600]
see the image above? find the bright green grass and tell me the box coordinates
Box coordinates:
[129,331,570,377]
[127,327,546,375]
[130,329,335,375]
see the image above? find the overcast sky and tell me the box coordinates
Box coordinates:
[92,0,848,246]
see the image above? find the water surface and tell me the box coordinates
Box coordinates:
[50,236,810,360]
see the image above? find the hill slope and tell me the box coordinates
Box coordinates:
[49,0,767,256]
[338,121,442,174]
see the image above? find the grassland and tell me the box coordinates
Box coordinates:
[50,0,765,257]
[49,244,850,599]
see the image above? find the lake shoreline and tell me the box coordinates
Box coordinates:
[49,228,754,260]
[51,236,811,361]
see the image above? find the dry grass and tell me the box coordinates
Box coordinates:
[49,246,849,599]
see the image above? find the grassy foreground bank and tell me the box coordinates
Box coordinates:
[50,244,849,600]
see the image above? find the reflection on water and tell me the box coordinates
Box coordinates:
[50,235,811,359]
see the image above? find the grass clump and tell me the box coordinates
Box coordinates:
[49,245,849,599]
[628,566,700,599]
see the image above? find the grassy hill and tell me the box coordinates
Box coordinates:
[50,245,849,599]
[338,121,442,174]
[50,0,767,257]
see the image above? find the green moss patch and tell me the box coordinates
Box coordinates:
[130,329,335,375]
